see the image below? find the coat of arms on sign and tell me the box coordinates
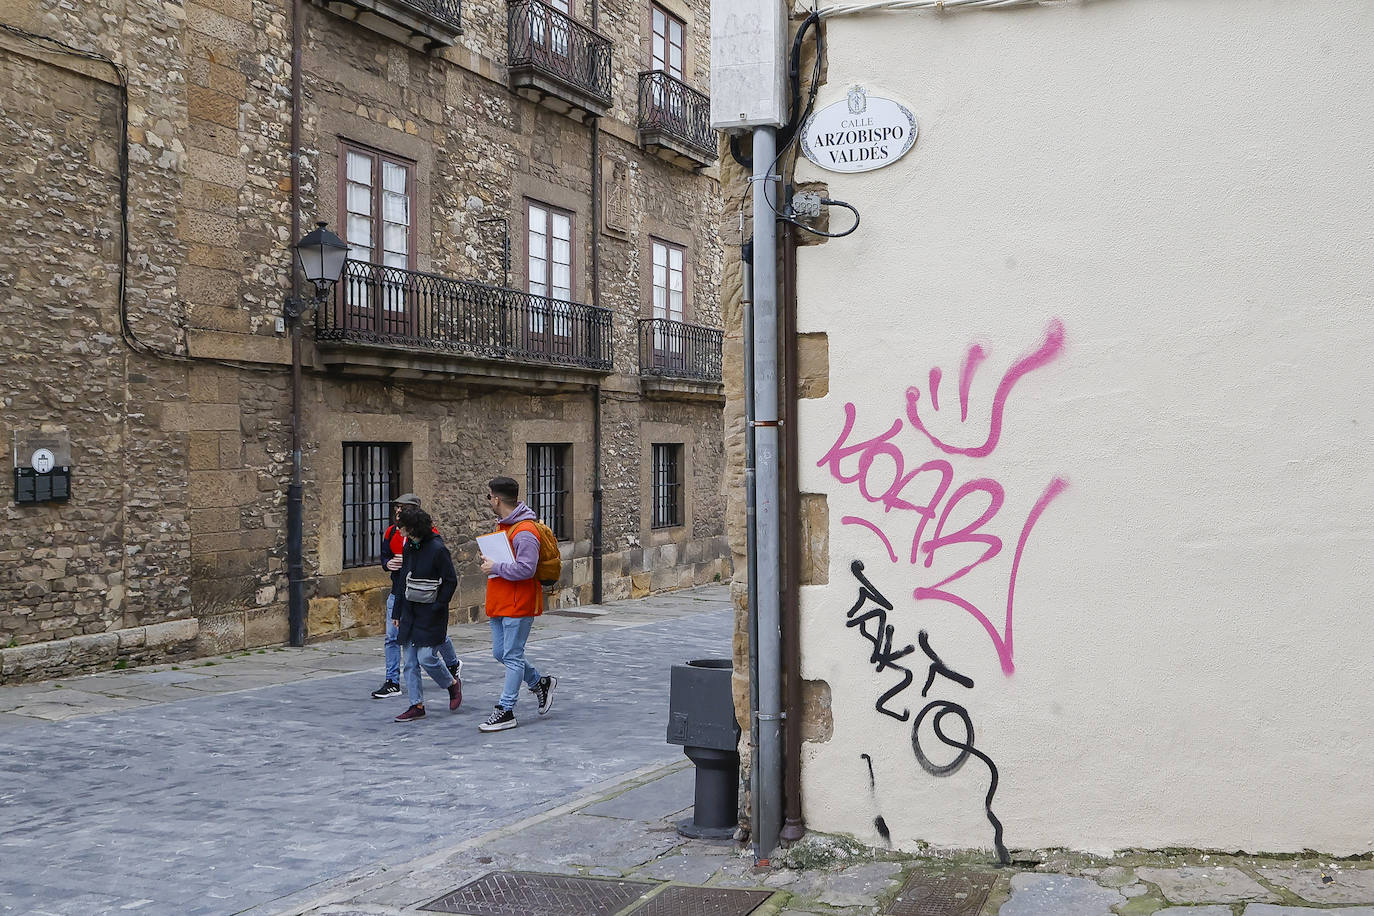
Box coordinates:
[848,85,867,115]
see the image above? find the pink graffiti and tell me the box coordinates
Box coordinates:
[915,478,1067,675]
[818,320,1069,675]
[906,319,1065,457]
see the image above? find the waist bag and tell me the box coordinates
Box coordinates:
[404,573,440,604]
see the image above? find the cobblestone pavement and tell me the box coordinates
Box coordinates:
[0,586,735,914]
[3,584,1372,916]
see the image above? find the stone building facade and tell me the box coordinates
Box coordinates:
[0,0,727,681]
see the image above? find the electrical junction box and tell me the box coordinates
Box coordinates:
[710,0,787,131]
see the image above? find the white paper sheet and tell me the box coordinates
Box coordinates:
[476,532,515,577]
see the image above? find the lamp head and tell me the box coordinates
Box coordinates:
[293,221,349,295]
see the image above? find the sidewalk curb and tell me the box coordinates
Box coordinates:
[252,759,697,915]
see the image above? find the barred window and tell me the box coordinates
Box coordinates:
[651,443,683,529]
[527,443,571,540]
[342,442,403,568]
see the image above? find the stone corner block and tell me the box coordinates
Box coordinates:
[144,618,200,648]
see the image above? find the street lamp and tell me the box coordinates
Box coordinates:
[285,221,348,647]
[285,221,349,319]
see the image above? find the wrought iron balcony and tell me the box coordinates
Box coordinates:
[638,318,723,384]
[316,0,462,51]
[317,260,613,373]
[638,70,718,170]
[507,0,612,121]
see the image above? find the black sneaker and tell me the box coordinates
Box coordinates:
[531,675,557,716]
[478,706,517,732]
[371,680,401,699]
[447,660,462,682]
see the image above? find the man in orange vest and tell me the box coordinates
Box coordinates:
[477,476,557,732]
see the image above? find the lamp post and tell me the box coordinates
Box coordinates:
[285,221,348,647]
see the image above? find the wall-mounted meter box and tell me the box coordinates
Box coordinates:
[13,430,71,505]
[710,0,787,131]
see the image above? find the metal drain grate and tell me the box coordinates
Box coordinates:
[883,869,997,916]
[421,871,658,916]
[626,885,773,916]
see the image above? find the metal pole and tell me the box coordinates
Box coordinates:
[780,220,805,842]
[751,126,783,861]
[741,241,761,847]
[286,0,306,648]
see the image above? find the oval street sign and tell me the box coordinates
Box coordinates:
[800,86,918,174]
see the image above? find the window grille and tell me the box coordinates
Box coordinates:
[527,443,570,540]
[651,443,683,529]
[343,442,403,568]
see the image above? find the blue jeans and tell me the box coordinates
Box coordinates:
[490,616,541,711]
[402,642,455,707]
[385,593,458,682]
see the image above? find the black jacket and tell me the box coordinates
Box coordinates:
[394,531,457,647]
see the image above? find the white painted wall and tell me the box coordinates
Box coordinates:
[794,0,1374,856]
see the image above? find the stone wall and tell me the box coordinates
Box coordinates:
[0,0,728,682]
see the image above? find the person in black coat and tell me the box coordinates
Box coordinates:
[392,506,461,722]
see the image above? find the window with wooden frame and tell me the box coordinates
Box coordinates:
[651,4,685,79]
[342,442,404,568]
[339,142,415,333]
[651,443,683,529]
[526,200,575,349]
[526,443,571,541]
[650,239,686,370]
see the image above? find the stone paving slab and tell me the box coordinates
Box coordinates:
[999,873,1124,916]
[1244,907,1374,916]
[1149,908,1234,916]
[1136,866,1279,904]
[579,763,695,820]
[1257,865,1374,904]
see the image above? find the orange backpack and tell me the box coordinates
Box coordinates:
[514,520,562,587]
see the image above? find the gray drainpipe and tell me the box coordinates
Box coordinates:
[286,0,306,647]
[741,242,760,846]
[751,126,783,861]
[589,0,604,604]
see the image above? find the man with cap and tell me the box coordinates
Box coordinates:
[371,493,463,699]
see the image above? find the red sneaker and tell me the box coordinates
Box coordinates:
[448,679,463,711]
[394,704,425,722]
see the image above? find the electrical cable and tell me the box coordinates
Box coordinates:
[742,10,826,226]
[783,197,860,238]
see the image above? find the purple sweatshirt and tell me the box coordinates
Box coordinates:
[491,501,541,581]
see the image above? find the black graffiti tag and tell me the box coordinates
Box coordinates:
[845,560,916,721]
[910,630,1009,865]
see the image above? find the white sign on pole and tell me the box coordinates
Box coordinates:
[800,86,918,173]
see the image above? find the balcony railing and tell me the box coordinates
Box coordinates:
[318,260,613,372]
[507,0,612,115]
[319,0,462,50]
[638,318,723,383]
[398,0,461,31]
[637,70,717,166]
